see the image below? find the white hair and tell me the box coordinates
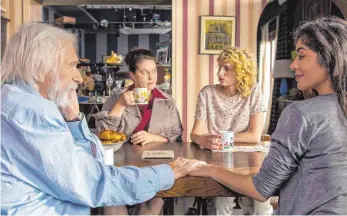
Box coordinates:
[1,23,78,89]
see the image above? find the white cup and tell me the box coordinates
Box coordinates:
[134,88,149,104]
[219,131,234,150]
[103,147,114,165]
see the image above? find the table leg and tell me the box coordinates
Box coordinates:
[95,104,101,112]
[162,198,174,215]
[86,104,97,123]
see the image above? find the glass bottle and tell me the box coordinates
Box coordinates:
[106,73,114,96]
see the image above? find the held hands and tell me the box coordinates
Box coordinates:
[168,157,207,180]
[189,164,216,178]
[131,131,154,145]
[59,90,80,121]
[200,134,222,150]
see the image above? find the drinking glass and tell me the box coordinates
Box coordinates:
[115,80,123,89]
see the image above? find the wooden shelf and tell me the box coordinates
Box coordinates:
[77,62,123,67]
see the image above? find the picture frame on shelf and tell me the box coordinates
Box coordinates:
[199,16,236,54]
[156,47,169,64]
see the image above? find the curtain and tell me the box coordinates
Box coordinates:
[258,16,279,134]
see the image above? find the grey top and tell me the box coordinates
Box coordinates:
[253,94,347,215]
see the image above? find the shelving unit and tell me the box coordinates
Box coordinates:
[77,62,123,70]
[78,62,125,95]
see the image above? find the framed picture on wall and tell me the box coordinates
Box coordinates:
[199,16,236,54]
[156,47,169,64]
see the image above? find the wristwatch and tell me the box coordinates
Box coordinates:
[67,112,83,122]
[76,112,83,121]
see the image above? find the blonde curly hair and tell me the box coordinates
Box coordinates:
[217,47,257,97]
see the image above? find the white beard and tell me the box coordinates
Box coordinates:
[48,77,77,108]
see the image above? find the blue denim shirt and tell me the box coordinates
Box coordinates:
[1,83,174,215]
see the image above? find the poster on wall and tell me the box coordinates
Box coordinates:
[199,16,236,55]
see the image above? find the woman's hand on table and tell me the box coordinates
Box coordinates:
[200,134,221,150]
[131,131,154,145]
[189,164,217,178]
[168,157,207,180]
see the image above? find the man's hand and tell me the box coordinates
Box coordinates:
[59,90,80,121]
[168,157,206,180]
[199,134,221,150]
[131,131,154,145]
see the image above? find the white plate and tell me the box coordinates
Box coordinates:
[102,141,125,152]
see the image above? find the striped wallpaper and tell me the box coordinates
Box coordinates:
[172,0,269,142]
[83,32,170,71]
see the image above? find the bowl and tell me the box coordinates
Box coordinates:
[102,141,125,152]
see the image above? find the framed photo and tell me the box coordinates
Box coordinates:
[199,16,236,55]
[156,47,169,64]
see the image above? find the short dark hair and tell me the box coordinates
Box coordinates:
[293,17,347,116]
[124,49,155,73]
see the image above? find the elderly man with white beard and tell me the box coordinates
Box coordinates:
[0,23,205,215]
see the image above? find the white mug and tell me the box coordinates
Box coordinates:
[219,131,234,150]
[103,147,114,165]
[134,88,149,104]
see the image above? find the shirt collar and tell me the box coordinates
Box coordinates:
[151,87,167,100]
[5,81,40,96]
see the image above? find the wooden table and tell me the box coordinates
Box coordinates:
[114,142,267,198]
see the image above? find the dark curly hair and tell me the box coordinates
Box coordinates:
[124,49,155,73]
[293,17,347,117]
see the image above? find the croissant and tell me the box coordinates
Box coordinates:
[99,130,126,144]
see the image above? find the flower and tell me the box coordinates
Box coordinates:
[82,75,95,91]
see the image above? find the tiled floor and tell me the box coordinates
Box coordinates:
[172,198,276,215]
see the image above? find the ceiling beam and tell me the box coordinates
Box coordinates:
[77,6,98,23]
[40,0,171,6]
[45,6,63,17]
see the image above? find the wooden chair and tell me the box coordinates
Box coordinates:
[270,196,279,209]
[261,134,271,141]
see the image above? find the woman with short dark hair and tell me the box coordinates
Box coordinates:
[95,49,183,145]
[189,17,347,214]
